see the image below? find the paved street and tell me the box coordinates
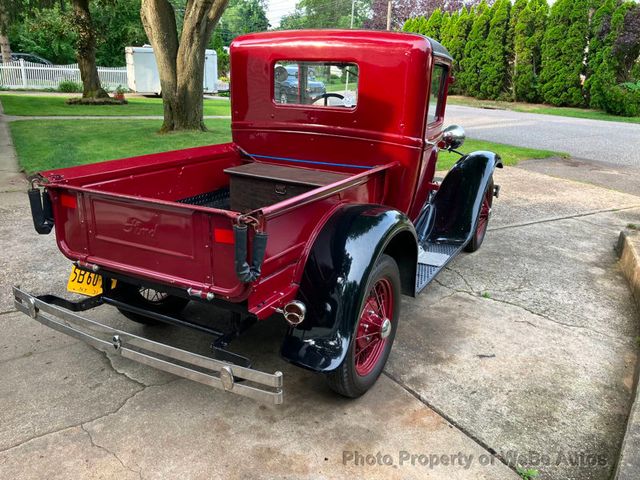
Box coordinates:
[446,105,640,167]
[1,166,638,479]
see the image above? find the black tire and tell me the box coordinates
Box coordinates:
[326,254,401,398]
[464,177,494,253]
[115,283,189,325]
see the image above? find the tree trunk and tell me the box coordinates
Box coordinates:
[0,33,10,64]
[71,0,109,99]
[0,1,11,64]
[141,0,228,132]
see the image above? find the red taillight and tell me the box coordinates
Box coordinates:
[60,192,77,209]
[214,228,234,244]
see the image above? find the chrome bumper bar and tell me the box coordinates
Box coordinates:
[13,286,283,404]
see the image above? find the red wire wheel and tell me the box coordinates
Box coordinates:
[354,278,394,376]
[326,254,400,398]
[465,178,494,253]
[115,282,189,325]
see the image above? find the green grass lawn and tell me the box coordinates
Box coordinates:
[11,118,232,173]
[11,117,562,174]
[0,94,231,117]
[437,138,564,170]
[448,95,640,124]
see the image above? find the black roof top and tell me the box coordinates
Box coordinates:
[427,37,452,61]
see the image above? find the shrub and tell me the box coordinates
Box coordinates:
[58,80,82,93]
[479,0,511,100]
[424,8,444,39]
[603,83,640,116]
[512,0,548,103]
[447,8,473,95]
[459,1,493,97]
[539,0,590,107]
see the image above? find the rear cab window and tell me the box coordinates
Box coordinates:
[274,61,358,108]
[427,64,447,124]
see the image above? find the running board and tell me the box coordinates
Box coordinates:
[415,241,463,294]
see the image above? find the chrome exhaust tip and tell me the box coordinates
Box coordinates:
[283,300,306,326]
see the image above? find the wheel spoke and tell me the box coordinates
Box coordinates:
[139,288,168,304]
[356,338,378,359]
[373,285,386,319]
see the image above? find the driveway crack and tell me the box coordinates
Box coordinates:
[0,376,178,454]
[443,266,475,293]
[100,351,148,388]
[433,279,626,343]
[488,205,640,232]
[81,423,143,480]
[382,371,518,475]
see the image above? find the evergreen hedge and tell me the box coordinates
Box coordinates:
[402,0,640,116]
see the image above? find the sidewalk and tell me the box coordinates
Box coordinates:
[0,102,27,192]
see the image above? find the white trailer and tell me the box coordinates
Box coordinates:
[125,46,218,95]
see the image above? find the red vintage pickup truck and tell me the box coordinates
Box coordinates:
[14,30,501,404]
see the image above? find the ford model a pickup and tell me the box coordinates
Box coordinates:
[14,31,501,405]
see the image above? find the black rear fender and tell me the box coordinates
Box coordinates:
[280,205,417,373]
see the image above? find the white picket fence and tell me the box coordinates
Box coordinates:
[0,59,127,90]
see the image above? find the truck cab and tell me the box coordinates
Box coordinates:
[16,31,501,404]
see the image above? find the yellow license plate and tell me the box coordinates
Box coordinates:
[67,266,115,296]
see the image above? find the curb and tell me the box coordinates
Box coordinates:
[616,230,640,311]
[614,230,640,480]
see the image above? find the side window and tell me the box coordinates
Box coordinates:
[427,65,447,124]
[274,61,358,108]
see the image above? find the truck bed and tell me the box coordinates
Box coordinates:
[39,143,391,317]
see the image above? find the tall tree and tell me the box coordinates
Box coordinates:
[93,0,147,67]
[479,0,511,99]
[459,1,492,97]
[401,16,418,32]
[539,0,590,106]
[366,0,467,31]
[280,0,368,30]
[440,11,456,46]
[512,0,548,102]
[423,8,443,39]
[11,5,77,64]
[141,0,228,131]
[447,7,473,94]
[218,0,269,44]
[507,0,527,98]
[584,0,618,108]
[0,0,12,63]
[612,3,640,83]
[210,28,229,76]
[586,1,639,115]
[70,0,109,98]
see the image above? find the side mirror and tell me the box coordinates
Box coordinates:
[442,125,465,150]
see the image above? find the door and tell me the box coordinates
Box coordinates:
[408,63,449,220]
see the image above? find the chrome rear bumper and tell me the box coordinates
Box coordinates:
[12,286,283,404]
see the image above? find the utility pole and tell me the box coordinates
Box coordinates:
[386,0,392,31]
[350,0,355,29]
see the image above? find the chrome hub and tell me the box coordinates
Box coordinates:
[380,318,391,339]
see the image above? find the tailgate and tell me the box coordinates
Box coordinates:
[49,187,244,298]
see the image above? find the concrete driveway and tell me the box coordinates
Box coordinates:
[1,165,638,480]
[446,105,640,167]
